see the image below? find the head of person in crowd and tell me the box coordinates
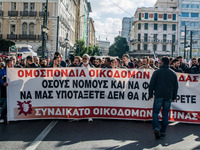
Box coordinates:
[149,58,155,68]
[40,58,47,68]
[137,59,143,68]
[104,57,111,68]
[6,59,14,68]
[169,57,174,66]
[191,58,197,67]
[0,62,5,70]
[90,56,96,66]
[54,52,61,61]
[172,59,180,69]
[53,56,61,68]
[161,56,169,66]
[116,58,121,68]
[26,56,38,68]
[16,59,20,65]
[177,56,183,65]
[101,58,105,65]
[0,57,3,62]
[82,54,90,67]
[34,57,40,65]
[95,58,101,68]
[122,54,130,66]
[72,56,81,67]
[198,57,200,65]
[65,59,71,66]
[142,56,149,65]
[133,58,138,65]
[45,57,50,66]
[155,61,159,68]
[110,58,117,69]
[26,56,33,65]
[20,59,26,68]
[10,56,16,66]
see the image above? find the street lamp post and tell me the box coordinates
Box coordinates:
[41,0,49,58]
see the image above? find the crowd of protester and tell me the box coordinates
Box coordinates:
[0,52,200,123]
[0,52,199,74]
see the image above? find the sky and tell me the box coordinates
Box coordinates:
[90,0,157,44]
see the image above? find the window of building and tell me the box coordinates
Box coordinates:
[154,13,158,21]
[154,24,158,30]
[144,33,148,42]
[181,4,185,8]
[42,3,46,12]
[30,3,35,11]
[182,13,189,17]
[162,45,167,51]
[10,25,16,34]
[172,24,176,31]
[195,22,199,26]
[139,13,141,20]
[22,22,27,34]
[186,4,190,8]
[163,24,167,30]
[191,13,199,17]
[196,4,199,8]
[163,14,167,20]
[11,2,16,11]
[191,4,195,8]
[153,34,158,41]
[23,3,28,11]
[153,44,157,51]
[144,23,148,30]
[181,21,185,26]
[138,44,140,50]
[144,44,148,50]
[172,14,176,20]
[172,35,176,43]
[29,23,35,35]
[145,13,148,19]
[163,34,167,42]
[0,2,2,10]
[138,34,141,41]
[138,23,141,30]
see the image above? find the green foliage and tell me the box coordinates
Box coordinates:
[74,40,102,57]
[108,36,129,58]
[0,39,15,52]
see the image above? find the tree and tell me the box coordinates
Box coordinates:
[108,36,129,58]
[92,46,101,56]
[74,40,102,57]
[74,40,87,57]
[0,39,15,53]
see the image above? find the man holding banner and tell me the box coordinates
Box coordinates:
[0,59,14,123]
[149,57,178,139]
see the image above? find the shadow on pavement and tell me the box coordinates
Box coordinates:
[41,119,200,149]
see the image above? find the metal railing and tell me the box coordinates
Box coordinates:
[8,11,18,16]
[7,34,17,40]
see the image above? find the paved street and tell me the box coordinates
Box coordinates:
[0,119,199,150]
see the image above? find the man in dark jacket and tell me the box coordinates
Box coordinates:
[26,56,38,68]
[170,59,183,73]
[149,56,178,139]
[0,59,14,123]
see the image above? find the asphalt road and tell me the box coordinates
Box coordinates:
[0,119,200,150]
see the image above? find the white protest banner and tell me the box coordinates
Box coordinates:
[7,68,200,123]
